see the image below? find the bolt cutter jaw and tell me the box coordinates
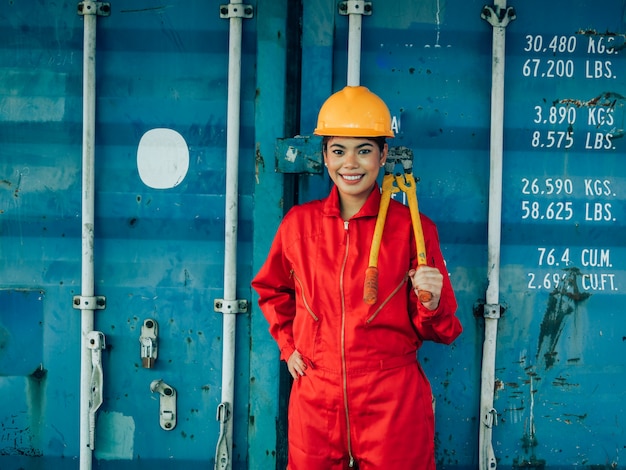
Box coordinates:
[384,146,415,176]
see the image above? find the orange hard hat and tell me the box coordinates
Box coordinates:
[314,86,395,138]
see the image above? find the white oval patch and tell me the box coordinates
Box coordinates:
[137,128,189,189]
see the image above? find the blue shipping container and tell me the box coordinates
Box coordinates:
[1,1,624,469]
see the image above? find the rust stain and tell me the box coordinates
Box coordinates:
[536,267,591,370]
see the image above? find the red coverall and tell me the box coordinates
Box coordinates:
[252,185,462,470]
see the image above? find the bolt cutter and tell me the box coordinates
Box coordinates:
[363,146,433,305]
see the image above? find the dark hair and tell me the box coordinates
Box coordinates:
[322,136,387,152]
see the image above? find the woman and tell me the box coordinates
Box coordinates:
[252,86,462,469]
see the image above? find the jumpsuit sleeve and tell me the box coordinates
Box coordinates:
[251,220,297,362]
[410,218,462,345]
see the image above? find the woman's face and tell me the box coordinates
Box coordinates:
[324,136,387,201]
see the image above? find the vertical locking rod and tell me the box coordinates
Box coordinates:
[479,3,515,469]
[76,2,109,469]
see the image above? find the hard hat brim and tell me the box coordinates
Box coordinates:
[313,127,395,138]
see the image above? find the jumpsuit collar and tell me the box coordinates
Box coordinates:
[322,183,382,220]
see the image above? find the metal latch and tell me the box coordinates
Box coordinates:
[214,299,248,315]
[214,402,231,470]
[150,379,177,430]
[77,1,111,16]
[140,319,158,368]
[338,0,372,15]
[87,331,106,449]
[219,3,253,19]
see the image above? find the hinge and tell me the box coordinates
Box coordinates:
[77,1,111,17]
[338,0,372,16]
[219,4,253,19]
[214,298,249,314]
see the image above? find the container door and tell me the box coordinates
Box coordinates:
[291,0,626,468]
[1,2,259,468]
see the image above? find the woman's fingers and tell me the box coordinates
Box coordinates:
[409,267,443,308]
[287,350,307,379]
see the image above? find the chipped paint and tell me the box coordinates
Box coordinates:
[556,92,625,140]
[557,91,625,109]
[575,28,626,52]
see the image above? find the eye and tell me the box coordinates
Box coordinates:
[358,148,372,155]
[331,148,344,156]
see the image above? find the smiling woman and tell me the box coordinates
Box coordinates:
[252,85,462,470]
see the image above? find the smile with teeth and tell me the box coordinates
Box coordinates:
[341,174,364,181]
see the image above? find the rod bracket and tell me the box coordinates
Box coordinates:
[480,4,516,27]
[219,4,253,19]
[483,303,502,319]
[77,1,111,17]
[214,299,249,314]
[73,295,106,311]
[338,0,372,16]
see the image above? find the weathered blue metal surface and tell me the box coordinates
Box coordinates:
[1,1,258,468]
[1,0,625,469]
[492,2,626,465]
